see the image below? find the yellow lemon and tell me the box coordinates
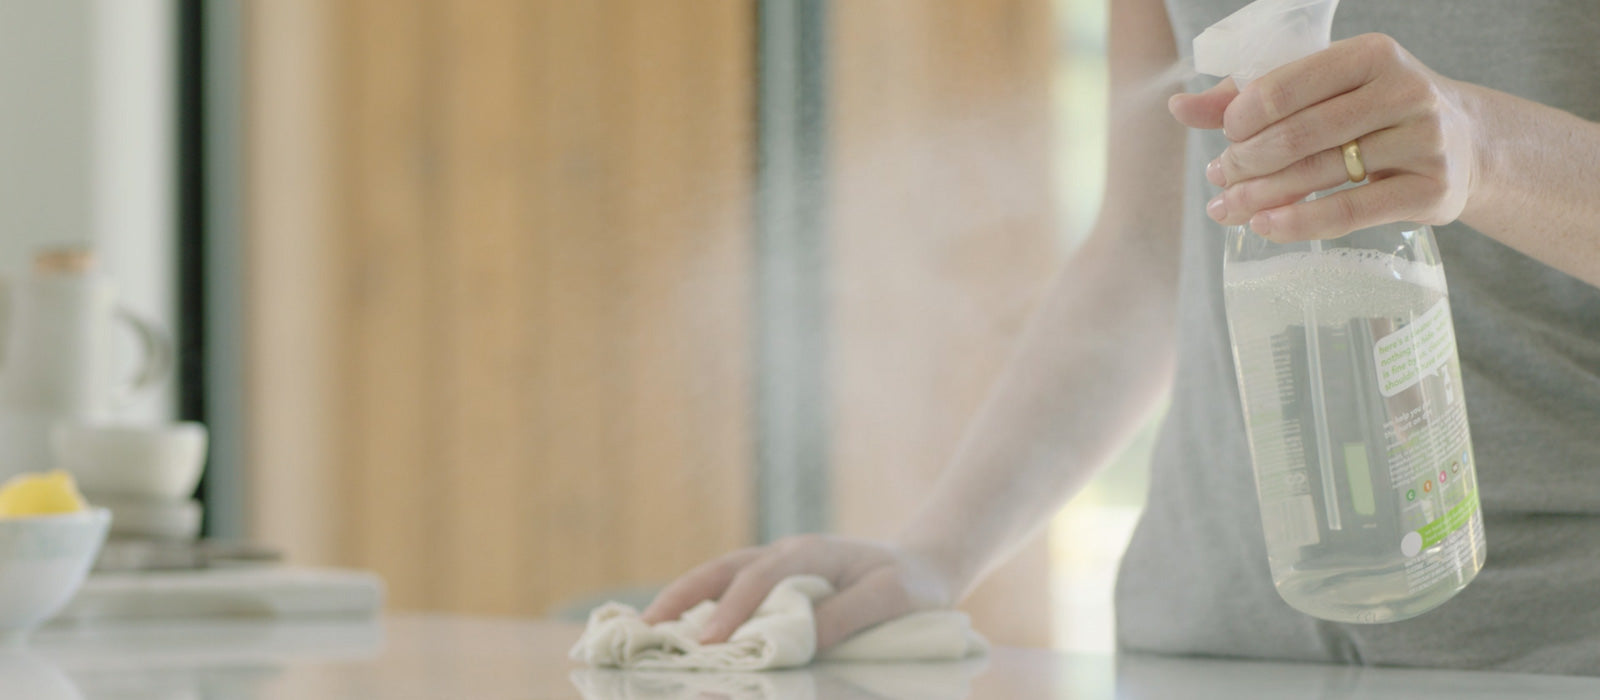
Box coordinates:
[0,470,89,517]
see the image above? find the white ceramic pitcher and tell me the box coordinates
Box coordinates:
[0,248,172,472]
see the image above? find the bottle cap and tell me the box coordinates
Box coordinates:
[1192,0,1340,88]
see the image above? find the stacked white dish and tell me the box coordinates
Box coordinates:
[52,422,208,542]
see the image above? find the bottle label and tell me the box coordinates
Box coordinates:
[1372,298,1481,592]
[1373,298,1456,397]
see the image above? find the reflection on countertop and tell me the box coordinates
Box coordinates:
[570,653,1600,700]
[0,650,82,700]
[30,616,383,699]
[5,615,1599,699]
[1113,653,1600,700]
[571,657,987,700]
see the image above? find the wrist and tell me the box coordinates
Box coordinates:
[1451,78,1508,227]
[890,530,971,607]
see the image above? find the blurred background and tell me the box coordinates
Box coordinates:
[5,0,1159,652]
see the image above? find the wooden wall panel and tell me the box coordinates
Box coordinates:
[245,0,339,567]
[248,0,755,616]
[828,0,1062,647]
[335,0,436,612]
[433,0,532,615]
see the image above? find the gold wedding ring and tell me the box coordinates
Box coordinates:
[1342,139,1367,183]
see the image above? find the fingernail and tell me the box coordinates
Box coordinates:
[1206,159,1225,187]
[697,627,720,644]
[1206,195,1227,222]
[1167,93,1181,114]
[1250,212,1274,237]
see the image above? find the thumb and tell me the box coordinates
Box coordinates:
[1168,77,1238,131]
[812,568,917,652]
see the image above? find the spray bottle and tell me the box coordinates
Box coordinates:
[1194,0,1485,623]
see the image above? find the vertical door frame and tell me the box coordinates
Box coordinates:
[189,0,249,539]
[755,0,832,542]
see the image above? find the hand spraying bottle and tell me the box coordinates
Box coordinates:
[1194,0,1485,623]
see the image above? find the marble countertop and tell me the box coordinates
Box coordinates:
[5,614,1597,698]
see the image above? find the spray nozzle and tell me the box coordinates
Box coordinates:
[1192,0,1339,89]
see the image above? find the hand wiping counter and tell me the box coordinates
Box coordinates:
[570,575,987,671]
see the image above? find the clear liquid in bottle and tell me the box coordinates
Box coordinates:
[1223,221,1487,623]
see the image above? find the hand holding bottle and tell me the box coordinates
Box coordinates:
[1170,33,1481,243]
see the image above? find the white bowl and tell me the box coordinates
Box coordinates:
[50,423,208,500]
[82,493,202,542]
[0,508,111,646]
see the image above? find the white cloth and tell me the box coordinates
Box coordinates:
[569,575,989,671]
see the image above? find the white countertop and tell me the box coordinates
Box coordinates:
[6,614,1597,698]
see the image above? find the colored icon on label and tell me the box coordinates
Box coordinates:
[1462,450,1470,465]
[1423,480,1434,493]
[1406,489,1416,502]
[1440,470,1449,483]
[1451,461,1460,474]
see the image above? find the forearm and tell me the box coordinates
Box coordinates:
[884,0,1184,603]
[893,220,1179,598]
[890,0,1185,603]
[1458,81,1600,288]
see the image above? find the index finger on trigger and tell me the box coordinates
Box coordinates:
[1169,77,1240,130]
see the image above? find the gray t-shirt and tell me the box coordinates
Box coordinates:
[1115,0,1600,674]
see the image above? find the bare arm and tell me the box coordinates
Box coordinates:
[644,0,1190,648]
[1456,85,1600,288]
[896,0,1187,599]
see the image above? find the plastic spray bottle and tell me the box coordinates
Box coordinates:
[1193,0,1486,623]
